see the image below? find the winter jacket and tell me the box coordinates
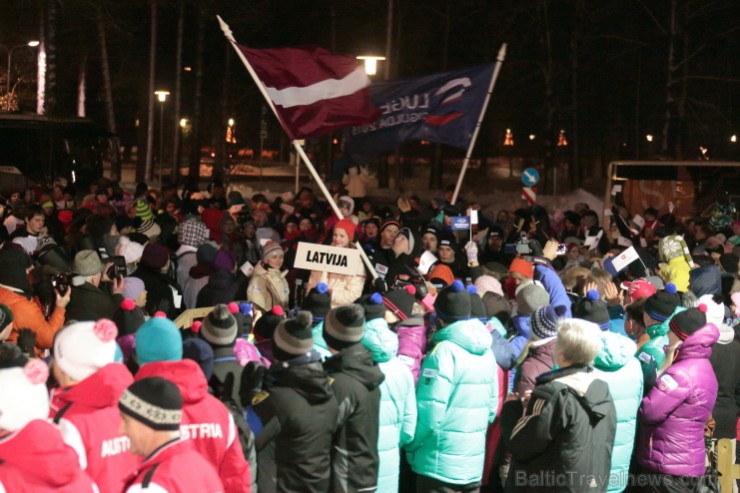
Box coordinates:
[408,318,498,485]
[136,359,251,493]
[132,265,181,319]
[342,166,370,198]
[196,270,239,308]
[535,263,572,317]
[311,321,333,360]
[636,323,719,476]
[49,363,137,493]
[209,345,246,406]
[175,246,198,288]
[708,322,740,438]
[65,281,123,323]
[689,265,722,297]
[0,419,99,493]
[505,366,617,493]
[362,318,417,493]
[659,257,691,293]
[515,337,557,396]
[0,284,66,352]
[247,262,290,313]
[307,266,365,308]
[252,351,339,493]
[324,343,385,493]
[635,307,684,380]
[592,332,643,493]
[395,316,427,383]
[123,438,224,492]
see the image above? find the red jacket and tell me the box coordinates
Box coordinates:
[49,363,139,493]
[0,420,98,492]
[136,359,251,493]
[123,438,223,493]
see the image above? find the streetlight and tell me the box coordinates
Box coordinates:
[154,90,170,182]
[356,55,386,76]
[1,40,39,96]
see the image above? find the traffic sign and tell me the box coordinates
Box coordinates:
[521,186,536,205]
[522,168,540,187]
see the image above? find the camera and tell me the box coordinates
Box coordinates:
[51,273,70,296]
[106,256,127,281]
[516,232,533,255]
[556,243,568,256]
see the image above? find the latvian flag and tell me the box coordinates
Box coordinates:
[238,45,382,140]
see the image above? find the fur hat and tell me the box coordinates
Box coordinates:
[53,319,119,381]
[119,377,182,431]
[135,314,182,364]
[201,304,238,347]
[0,359,50,431]
[434,280,471,323]
[273,311,314,361]
[515,283,550,316]
[573,290,611,330]
[324,304,366,350]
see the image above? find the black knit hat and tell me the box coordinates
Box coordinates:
[201,304,238,347]
[118,377,182,431]
[644,283,682,322]
[233,302,253,338]
[254,306,286,339]
[272,311,314,361]
[468,286,487,321]
[357,293,386,321]
[383,285,416,321]
[323,304,366,350]
[573,290,611,330]
[434,280,471,323]
[112,299,146,336]
[669,304,708,341]
[302,282,332,322]
[182,338,215,380]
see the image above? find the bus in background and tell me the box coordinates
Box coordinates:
[0,114,113,196]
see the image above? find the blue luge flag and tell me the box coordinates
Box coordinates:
[343,64,495,163]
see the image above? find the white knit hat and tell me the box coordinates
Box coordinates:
[53,320,119,382]
[117,235,145,265]
[0,361,50,431]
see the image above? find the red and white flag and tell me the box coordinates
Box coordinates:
[237,45,381,140]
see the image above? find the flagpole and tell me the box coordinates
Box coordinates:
[450,43,507,206]
[217,15,379,280]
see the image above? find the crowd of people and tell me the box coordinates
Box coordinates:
[0,175,739,493]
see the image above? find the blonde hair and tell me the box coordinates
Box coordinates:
[556,318,603,366]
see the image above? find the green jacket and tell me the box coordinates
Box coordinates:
[407,319,498,484]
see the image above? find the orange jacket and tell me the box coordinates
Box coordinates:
[0,286,66,352]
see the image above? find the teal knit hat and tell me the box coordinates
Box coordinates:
[135,313,182,364]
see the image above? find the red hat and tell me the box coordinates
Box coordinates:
[509,257,534,279]
[335,218,356,240]
[623,278,656,301]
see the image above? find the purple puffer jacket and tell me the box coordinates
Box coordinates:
[395,316,427,383]
[636,323,719,476]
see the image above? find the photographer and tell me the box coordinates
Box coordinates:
[0,249,70,354]
[65,250,125,323]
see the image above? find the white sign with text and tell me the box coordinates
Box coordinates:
[294,242,363,276]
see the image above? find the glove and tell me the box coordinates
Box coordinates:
[373,277,388,294]
[16,329,36,356]
[239,361,267,408]
[464,241,478,265]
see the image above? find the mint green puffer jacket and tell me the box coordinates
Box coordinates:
[593,331,644,493]
[361,318,416,493]
[407,319,498,484]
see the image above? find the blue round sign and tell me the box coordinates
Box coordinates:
[522,168,540,186]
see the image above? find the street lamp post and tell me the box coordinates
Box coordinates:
[1,40,39,100]
[154,90,170,184]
